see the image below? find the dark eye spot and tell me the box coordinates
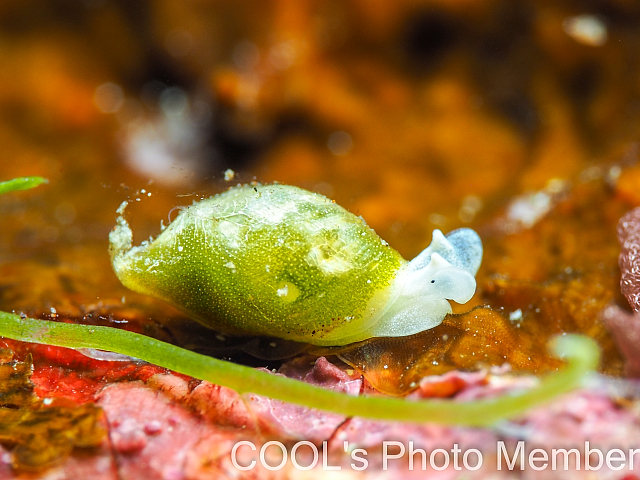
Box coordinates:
[431,280,435,283]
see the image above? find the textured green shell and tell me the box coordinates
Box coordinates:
[109,184,482,346]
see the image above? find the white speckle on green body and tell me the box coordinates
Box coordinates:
[109,184,483,346]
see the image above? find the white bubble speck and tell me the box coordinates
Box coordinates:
[507,192,551,228]
[563,14,607,46]
[509,309,523,321]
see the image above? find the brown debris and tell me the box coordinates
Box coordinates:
[0,350,106,471]
[0,404,106,471]
[0,350,35,408]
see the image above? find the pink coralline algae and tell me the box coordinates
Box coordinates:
[602,208,640,378]
[602,304,640,377]
[618,207,640,312]
[602,207,640,377]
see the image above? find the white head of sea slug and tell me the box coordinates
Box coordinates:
[109,184,482,346]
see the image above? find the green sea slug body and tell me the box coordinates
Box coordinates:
[109,184,482,346]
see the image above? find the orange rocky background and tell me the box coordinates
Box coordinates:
[1,1,640,478]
